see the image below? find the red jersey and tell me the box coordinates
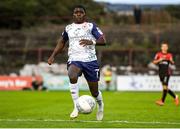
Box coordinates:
[154,52,173,75]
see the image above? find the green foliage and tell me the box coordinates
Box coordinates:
[0,0,104,29]
[165,5,180,19]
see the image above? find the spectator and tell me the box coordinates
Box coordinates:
[103,66,112,91]
[133,5,142,25]
[32,75,46,91]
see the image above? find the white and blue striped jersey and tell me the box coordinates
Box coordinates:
[62,22,103,62]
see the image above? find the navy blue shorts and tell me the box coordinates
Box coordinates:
[67,60,100,82]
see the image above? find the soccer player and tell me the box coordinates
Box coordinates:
[48,5,106,120]
[153,42,179,106]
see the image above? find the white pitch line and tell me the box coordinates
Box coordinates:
[0,119,180,125]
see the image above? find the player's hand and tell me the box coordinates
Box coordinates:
[48,56,54,65]
[79,39,93,47]
[158,58,164,62]
[169,58,175,64]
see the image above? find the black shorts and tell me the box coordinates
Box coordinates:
[159,74,170,86]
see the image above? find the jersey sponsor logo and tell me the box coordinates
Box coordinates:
[159,61,168,65]
[74,28,81,36]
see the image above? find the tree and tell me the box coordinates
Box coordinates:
[0,0,104,29]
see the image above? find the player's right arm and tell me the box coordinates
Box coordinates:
[153,58,163,64]
[153,52,163,64]
[79,23,106,47]
[48,38,66,65]
[48,29,69,65]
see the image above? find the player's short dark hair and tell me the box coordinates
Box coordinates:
[161,41,168,45]
[73,5,86,13]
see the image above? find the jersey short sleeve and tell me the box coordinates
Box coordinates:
[62,30,69,42]
[154,52,160,60]
[91,23,103,40]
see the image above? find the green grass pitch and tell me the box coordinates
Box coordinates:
[0,91,180,128]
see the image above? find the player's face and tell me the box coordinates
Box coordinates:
[161,44,168,53]
[73,8,86,23]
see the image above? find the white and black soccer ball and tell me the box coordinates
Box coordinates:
[76,95,96,114]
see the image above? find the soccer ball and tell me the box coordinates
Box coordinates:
[76,95,96,114]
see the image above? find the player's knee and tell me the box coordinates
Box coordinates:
[68,73,78,83]
[69,78,78,84]
[163,85,166,88]
[163,85,168,90]
[68,72,77,79]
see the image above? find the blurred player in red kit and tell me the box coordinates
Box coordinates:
[153,42,179,106]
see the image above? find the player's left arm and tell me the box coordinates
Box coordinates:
[153,53,162,64]
[79,36,106,46]
[169,54,175,64]
[79,23,106,47]
[95,35,106,46]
